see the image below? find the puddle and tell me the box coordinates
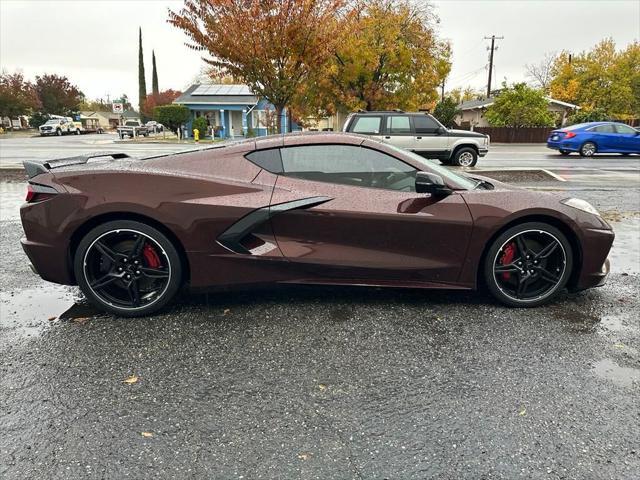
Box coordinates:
[609,217,640,275]
[593,358,640,388]
[0,181,25,222]
[0,285,99,341]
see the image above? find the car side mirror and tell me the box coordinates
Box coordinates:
[437,126,446,135]
[415,172,452,196]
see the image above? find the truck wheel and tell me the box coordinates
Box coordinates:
[75,129,81,135]
[56,129,62,136]
[452,147,478,167]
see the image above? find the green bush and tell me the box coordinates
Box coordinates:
[192,116,208,136]
[29,112,49,129]
[433,97,461,128]
[154,104,190,138]
[567,107,610,125]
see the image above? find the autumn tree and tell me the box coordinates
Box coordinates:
[485,82,555,127]
[0,72,40,122]
[306,0,450,114]
[169,0,345,132]
[34,74,83,115]
[549,39,640,119]
[78,98,112,112]
[448,86,483,105]
[142,89,181,119]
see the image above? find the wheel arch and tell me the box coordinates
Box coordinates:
[449,143,479,160]
[476,214,583,290]
[68,212,191,285]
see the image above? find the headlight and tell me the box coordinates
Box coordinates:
[561,197,600,216]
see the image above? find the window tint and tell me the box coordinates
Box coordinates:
[386,116,412,134]
[591,124,615,133]
[615,124,637,134]
[280,145,417,192]
[245,149,283,173]
[413,115,440,134]
[351,116,382,134]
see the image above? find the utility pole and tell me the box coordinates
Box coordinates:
[484,35,504,98]
[441,78,445,102]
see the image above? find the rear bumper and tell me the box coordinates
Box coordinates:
[21,237,75,285]
[547,140,579,152]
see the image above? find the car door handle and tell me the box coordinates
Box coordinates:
[416,136,422,140]
[384,136,391,139]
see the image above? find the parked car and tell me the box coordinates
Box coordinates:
[21,133,612,317]
[39,117,79,136]
[145,121,164,133]
[547,122,640,156]
[117,120,149,139]
[343,110,489,166]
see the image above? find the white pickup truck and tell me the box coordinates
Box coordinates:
[39,117,80,136]
[117,120,149,139]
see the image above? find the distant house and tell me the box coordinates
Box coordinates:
[80,111,122,130]
[174,84,296,138]
[456,97,579,129]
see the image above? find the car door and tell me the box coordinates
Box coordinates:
[613,123,640,153]
[589,124,618,151]
[381,115,415,150]
[412,115,450,158]
[268,143,474,285]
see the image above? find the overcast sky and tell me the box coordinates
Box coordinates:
[1,0,639,106]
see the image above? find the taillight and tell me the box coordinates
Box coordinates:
[25,183,58,203]
[563,131,577,139]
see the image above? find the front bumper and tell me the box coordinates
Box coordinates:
[571,227,615,291]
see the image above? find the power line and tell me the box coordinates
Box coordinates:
[484,35,504,97]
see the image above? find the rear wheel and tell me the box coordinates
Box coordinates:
[483,222,573,307]
[579,142,597,157]
[56,128,62,136]
[74,220,182,317]
[452,147,478,167]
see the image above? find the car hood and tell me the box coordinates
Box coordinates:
[447,129,487,138]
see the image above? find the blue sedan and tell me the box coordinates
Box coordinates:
[547,122,640,156]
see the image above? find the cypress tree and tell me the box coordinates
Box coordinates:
[152,50,159,96]
[138,27,147,116]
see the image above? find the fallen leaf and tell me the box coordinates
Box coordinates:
[223,309,230,315]
[613,343,625,349]
[124,375,139,384]
[519,408,527,416]
[318,384,327,391]
[298,452,312,461]
[47,316,56,321]
[141,432,153,438]
[73,317,90,325]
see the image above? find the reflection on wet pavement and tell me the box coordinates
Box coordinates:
[609,217,640,274]
[593,358,640,388]
[0,181,24,222]
[0,285,100,341]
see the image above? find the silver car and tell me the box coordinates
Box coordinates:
[343,111,489,166]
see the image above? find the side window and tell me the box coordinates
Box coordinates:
[245,149,283,173]
[280,145,417,192]
[386,116,412,134]
[615,124,637,134]
[592,124,615,133]
[413,115,440,134]
[351,116,382,134]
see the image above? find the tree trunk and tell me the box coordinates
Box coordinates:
[275,105,284,134]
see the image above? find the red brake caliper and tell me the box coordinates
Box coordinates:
[500,243,516,280]
[142,243,161,268]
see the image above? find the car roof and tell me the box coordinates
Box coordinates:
[254,131,370,150]
[350,111,432,116]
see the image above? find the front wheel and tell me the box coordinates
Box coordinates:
[74,220,183,317]
[451,147,478,167]
[75,129,81,135]
[483,222,573,307]
[580,142,597,157]
[56,129,62,136]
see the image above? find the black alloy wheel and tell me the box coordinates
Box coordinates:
[75,220,182,317]
[484,222,573,307]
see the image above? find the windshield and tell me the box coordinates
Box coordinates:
[382,143,479,190]
[44,120,59,125]
[563,123,590,130]
[125,121,138,126]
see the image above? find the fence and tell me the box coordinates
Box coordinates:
[467,127,554,143]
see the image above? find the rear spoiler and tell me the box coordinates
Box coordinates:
[23,152,131,179]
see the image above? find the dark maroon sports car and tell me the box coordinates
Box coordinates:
[21,133,614,316]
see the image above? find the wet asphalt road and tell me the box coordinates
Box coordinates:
[1,139,640,479]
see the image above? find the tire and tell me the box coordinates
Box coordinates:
[451,147,478,167]
[579,142,597,157]
[74,220,183,317]
[75,129,81,135]
[56,128,62,136]
[559,150,570,156]
[483,222,573,307]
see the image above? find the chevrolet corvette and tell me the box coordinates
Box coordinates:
[21,133,614,316]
